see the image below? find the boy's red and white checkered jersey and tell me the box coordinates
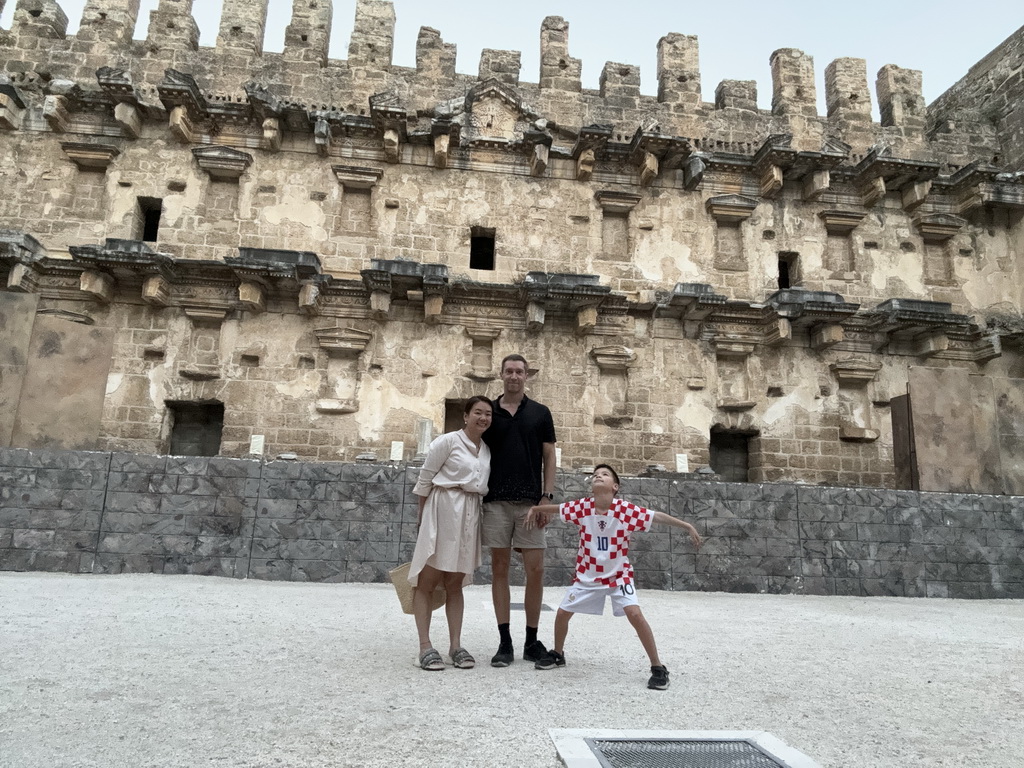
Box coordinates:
[559,497,654,588]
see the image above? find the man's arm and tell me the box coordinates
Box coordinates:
[541,441,556,498]
[651,510,703,549]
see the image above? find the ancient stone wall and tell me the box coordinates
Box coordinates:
[1,2,1024,486]
[1,447,1021,598]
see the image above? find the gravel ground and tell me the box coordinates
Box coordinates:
[1,573,1021,768]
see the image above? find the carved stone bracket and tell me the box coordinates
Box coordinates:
[523,271,612,335]
[431,119,461,170]
[751,134,847,200]
[947,161,1024,214]
[370,91,408,164]
[573,124,612,181]
[43,95,72,133]
[853,149,940,209]
[0,81,27,130]
[79,270,115,303]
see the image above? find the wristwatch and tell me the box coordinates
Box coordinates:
[541,492,554,501]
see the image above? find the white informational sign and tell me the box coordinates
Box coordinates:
[555,447,562,468]
[390,441,404,461]
[675,453,689,473]
[249,434,265,456]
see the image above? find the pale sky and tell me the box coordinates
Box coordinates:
[3,0,1023,117]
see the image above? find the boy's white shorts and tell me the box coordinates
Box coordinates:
[559,583,639,617]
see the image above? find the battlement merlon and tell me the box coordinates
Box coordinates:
[75,0,141,46]
[657,33,700,107]
[540,16,581,92]
[146,0,199,53]
[283,0,334,67]
[11,0,69,40]
[216,0,269,56]
[416,26,456,81]
[348,0,395,67]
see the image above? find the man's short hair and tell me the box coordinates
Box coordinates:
[500,353,528,373]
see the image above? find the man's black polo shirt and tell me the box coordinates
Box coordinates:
[482,394,556,504]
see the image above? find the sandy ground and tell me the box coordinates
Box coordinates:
[0,573,1022,768]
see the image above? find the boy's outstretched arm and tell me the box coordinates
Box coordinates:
[651,511,703,549]
[525,503,560,530]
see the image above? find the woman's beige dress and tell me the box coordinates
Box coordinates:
[408,430,491,588]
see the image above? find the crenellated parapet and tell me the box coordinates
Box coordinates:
[0,0,1015,170]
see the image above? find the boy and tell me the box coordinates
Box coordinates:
[524,463,703,690]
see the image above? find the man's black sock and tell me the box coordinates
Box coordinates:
[526,626,538,645]
[498,623,512,645]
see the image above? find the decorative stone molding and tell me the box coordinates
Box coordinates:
[595,191,642,214]
[61,142,121,171]
[590,345,636,372]
[853,149,939,209]
[818,209,865,235]
[332,165,384,190]
[315,327,373,356]
[192,145,254,181]
[705,194,758,224]
[913,213,966,242]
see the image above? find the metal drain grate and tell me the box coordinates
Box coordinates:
[586,738,786,768]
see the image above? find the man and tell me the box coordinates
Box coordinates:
[482,353,557,667]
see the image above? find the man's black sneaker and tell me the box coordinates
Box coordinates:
[523,639,550,663]
[490,641,514,667]
[534,649,566,670]
[647,665,670,690]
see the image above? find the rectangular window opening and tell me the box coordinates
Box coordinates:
[139,197,163,242]
[444,399,468,434]
[470,227,496,270]
[710,430,751,483]
[778,251,799,289]
[167,401,224,457]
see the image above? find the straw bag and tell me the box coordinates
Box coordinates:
[388,562,446,615]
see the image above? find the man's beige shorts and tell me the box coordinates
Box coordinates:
[481,500,547,550]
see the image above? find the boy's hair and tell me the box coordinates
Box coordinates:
[500,353,528,373]
[593,463,620,486]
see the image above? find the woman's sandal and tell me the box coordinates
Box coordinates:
[449,647,476,669]
[418,648,445,671]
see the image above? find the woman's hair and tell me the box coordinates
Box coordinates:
[593,463,620,486]
[464,395,492,415]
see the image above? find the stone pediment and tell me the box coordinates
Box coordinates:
[464,79,539,143]
[192,145,253,180]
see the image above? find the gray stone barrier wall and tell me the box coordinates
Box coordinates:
[1,447,1022,598]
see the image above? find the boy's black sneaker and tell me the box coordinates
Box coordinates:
[491,641,514,667]
[523,639,550,663]
[648,665,670,690]
[534,649,566,670]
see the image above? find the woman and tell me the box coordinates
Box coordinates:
[409,395,493,671]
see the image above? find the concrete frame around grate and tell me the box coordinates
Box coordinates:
[549,729,823,768]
